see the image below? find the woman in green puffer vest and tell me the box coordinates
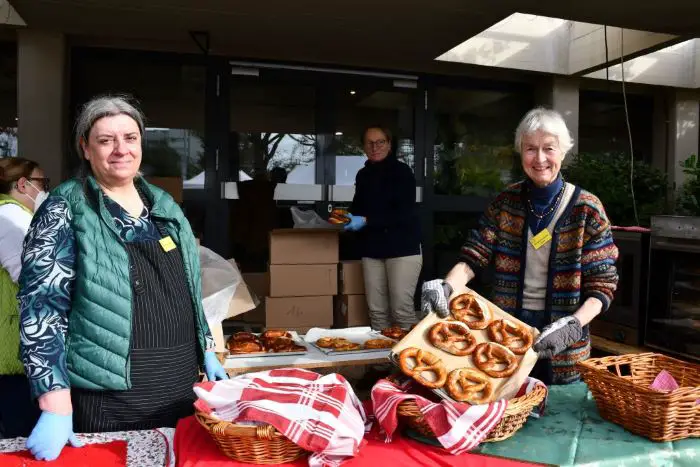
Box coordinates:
[0,157,49,438]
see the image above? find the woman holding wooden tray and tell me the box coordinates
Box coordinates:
[421,107,619,385]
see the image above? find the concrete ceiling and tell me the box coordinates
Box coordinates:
[8,0,700,75]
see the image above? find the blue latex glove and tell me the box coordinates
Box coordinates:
[204,351,228,381]
[343,214,367,232]
[26,411,83,461]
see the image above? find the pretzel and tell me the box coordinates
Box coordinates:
[449,294,491,330]
[231,332,259,342]
[276,344,307,353]
[267,336,295,351]
[381,326,408,340]
[364,338,395,349]
[261,329,291,340]
[473,342,518,378]
[316,337,338,348]
[487,319,533,355]
[398,347,448,389]
[228,340,264,354]
[333,342,361,351]
[428,322,477,356]
[446,368,494,404]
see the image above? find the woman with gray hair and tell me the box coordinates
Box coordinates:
[18,95,227,460]
[421,107,618,386]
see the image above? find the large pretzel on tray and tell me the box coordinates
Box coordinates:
[446,368,494,404]
[399,347,448,388]
[473,342,519,378]
[428,322,477,356]
[487,319,533,355]
[449,293,492,330]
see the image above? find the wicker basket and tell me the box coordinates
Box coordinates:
[397,385,547,442]
[576,352,700,442]
[195,409,308,464]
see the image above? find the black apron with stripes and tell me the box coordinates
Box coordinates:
[72,232,199,433]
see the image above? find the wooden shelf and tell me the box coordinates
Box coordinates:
[590,335,649,355]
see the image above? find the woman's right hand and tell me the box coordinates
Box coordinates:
[421,279,453,318]
[26,411,82,461]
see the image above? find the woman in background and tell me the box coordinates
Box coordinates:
[345,125,422,331]
[0,157,47,438]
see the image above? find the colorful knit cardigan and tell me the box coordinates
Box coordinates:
[460,181,619,383]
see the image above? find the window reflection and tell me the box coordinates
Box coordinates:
[231,82,317,184]
[142,128,205,187]
[433,88,530,196]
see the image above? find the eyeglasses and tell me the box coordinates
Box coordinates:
[365,139,387,148]
[27,177,50,191]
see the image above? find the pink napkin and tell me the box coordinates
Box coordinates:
[650,370,699,404]
[649,370,680,392]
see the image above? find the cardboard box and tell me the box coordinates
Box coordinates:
[269,229,339,265]
[240,272,268,324]
[265,296,334,328]
[145,176,183,203]
[334,294,370,328]
[269,264,338,297]
[339,261,365,295]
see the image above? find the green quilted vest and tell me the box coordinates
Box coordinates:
[53,176,210,391]
[0,195,32,375]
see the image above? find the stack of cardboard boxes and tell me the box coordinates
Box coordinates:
[334,261,371,328]
[240,229,338,332]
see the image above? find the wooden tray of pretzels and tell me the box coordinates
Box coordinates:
[390,287,540,405]
[225,329,308,359]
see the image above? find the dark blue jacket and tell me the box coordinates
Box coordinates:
[350,155,421,259]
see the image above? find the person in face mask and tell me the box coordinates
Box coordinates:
[0,157,48,438]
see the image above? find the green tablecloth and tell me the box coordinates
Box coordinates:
[479,382,700,466]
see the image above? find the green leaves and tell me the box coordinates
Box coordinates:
[677,154,700,216]
[562,152,669,227]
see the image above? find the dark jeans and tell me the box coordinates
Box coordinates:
[0,375,41,439]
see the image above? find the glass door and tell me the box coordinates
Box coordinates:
[422,79,533,284]
[222,64,423,271]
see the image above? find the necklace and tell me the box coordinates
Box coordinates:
[526,183,565,220]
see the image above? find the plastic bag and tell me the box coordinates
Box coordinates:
[290,206,335,229]
[199,246,241,324]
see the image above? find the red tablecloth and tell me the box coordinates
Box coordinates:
[174,416,545,467]
[0,441,127,467]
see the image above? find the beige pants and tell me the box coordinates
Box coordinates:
[362,254,423,331]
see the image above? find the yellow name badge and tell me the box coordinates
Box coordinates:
[159,236,177,252]
[530,229,552,250]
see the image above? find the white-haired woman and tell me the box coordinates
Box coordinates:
[18,95,227,460]
[421,107,618,385]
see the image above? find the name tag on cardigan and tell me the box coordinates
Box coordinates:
[159,236,177,252]
[530,229,552,250]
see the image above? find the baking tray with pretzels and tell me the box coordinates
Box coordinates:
[303,326,398,355]
[226,330,309,359]
[389,286,540,405]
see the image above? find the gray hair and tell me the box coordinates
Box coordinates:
[514,107,574,155]
[74,95,145,160]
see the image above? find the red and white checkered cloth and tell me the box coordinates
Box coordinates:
[371,376,547,455]
[193,368,368,467]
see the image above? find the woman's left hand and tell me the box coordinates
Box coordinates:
[533,316,583,359]
[204,351,229,381]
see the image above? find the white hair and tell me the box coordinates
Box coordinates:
[514,107,574,155]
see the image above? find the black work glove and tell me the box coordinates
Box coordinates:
[420,279,453,319]
[533,316,583,359]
